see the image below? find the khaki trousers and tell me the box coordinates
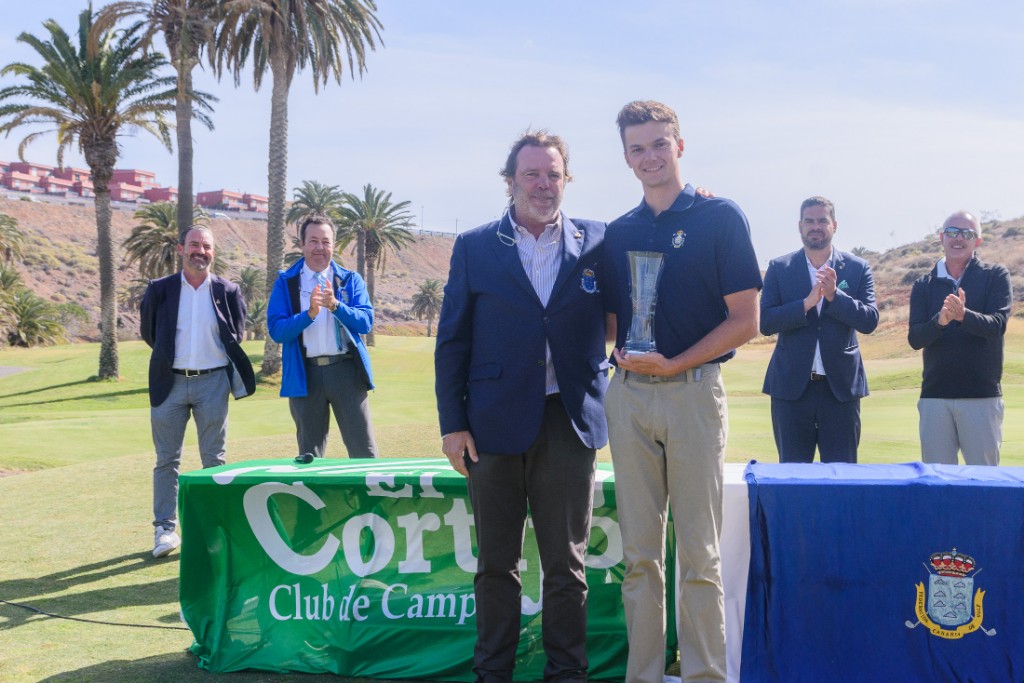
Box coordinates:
[607,365,727,683]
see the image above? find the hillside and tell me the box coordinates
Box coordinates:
[2,195,1021,345]
[0,195,457,340]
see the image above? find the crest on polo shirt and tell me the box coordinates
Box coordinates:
[905,548,996,639]
[672,230,686,249]
[580,268,599,294]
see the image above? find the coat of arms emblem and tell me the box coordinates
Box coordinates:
[580,268,599,294]
[905,548,996,639]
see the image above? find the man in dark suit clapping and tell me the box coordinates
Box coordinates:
[140,227,255,557]
[761,196,879,463]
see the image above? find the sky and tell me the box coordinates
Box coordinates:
[1,0,1022,264]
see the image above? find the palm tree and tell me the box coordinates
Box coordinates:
[0,264,23,346]
[215,0,383,374]
[410,278,443,338]
[0,263,23,293]
[0,9,182,379]
[0,295,11,347]
[94,0,219,240]
[118,277,151,312]
[123,201,209,279]
[246,297,267,340]
[286,178,356,265]
[336,183,415,345]
[283,233,304,267]
[286,179,346,225]
[0,213,25,264]
[236,264,264,303]
[7,289,66,347]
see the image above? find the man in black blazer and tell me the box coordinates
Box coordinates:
[140,226,255,558]
[761,196,878,462]
[435,131,612,682]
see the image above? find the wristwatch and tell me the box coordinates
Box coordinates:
[328,299,340,313]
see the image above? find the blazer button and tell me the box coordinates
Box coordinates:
[543,316,550,323]
[536,359,545,366]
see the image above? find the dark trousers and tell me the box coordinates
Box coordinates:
[771,380,860,463]
[289,357,378,459]
[466,396,595,683]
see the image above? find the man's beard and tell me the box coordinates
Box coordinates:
[802,232,830,250]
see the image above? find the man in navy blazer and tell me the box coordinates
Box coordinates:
[761,196,878,463]
[140,226,255,557]
[435,131,612,683]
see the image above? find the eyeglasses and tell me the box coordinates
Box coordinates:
[942,226,978,240]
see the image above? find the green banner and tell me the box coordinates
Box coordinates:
[180,458,675,680]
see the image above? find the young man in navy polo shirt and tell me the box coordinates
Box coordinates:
[603,100,762,683]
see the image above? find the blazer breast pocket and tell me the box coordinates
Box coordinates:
[469,362,502,382]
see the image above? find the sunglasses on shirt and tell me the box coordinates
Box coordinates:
[942,227,978,240]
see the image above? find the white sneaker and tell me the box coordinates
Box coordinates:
[153,525,181,558]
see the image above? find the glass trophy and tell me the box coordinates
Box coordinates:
[624,251,665,355]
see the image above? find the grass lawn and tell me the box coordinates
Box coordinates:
[2,327,1023,681]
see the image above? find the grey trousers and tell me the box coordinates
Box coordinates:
[289,357,378,459]
[466,396,595,683]
[151,369,230,531]
[919,397,1003,465]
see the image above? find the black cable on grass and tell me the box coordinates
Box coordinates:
[0,598,190,631]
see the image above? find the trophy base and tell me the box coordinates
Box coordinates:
[623,346,657,357]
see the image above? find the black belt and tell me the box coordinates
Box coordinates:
[306,353,352,366]
[810,372,827,381]
[172,366,226,377]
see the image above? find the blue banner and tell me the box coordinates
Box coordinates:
[742,462,1024,683]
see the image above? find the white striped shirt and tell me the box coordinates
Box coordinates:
[512,211,563,395]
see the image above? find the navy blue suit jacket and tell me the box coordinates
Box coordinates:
[760,249,878,402]
[140,273,256,407]
[434,213,610,454]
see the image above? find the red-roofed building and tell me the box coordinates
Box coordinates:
[0,161,10,174]
[38,175,75,196]
[112,168,158,189]
[110,181,145,202]
[143,187,178,203]
[9,161,54,178]
[243,193,268,213]
[197,189,246,211]
[74,180,94,198]
[52,167,92,183]
[1,171,38,191]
